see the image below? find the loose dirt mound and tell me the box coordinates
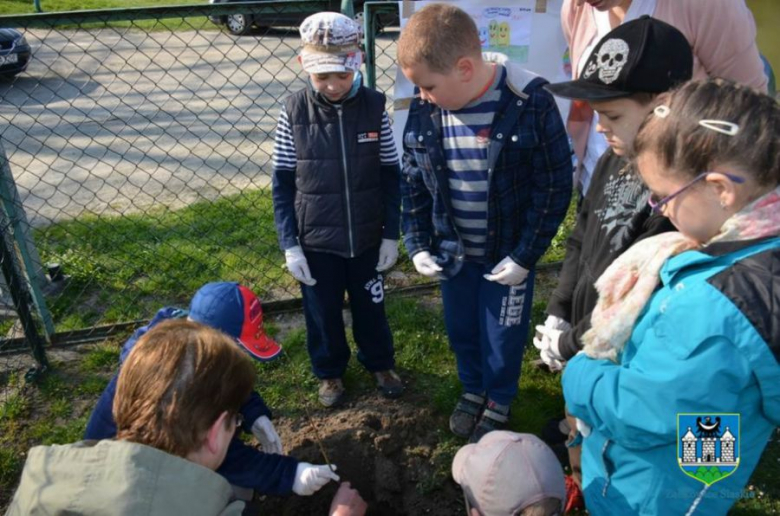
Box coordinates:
[257,395,463,515]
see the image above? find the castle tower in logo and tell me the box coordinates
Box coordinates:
[720,428,736,463]
[679,417,738,466]
[677,414,740,486]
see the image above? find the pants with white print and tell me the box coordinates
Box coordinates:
[301,246,395,379]
[440,261,535,406]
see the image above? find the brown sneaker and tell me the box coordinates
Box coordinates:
[374,369,404,399]
[318,378,345,407]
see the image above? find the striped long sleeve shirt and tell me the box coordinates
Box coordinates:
[442,66,506,259]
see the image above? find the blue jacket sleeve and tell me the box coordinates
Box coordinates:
[239,391,273,433]
[510,87,573,269]
[84,373,119,440]
[272,166,299,252]
[381,162,401,241]
[562,335,752,450]
[217,437,299,495]
[87,309,185,439]
[272,106,300,251]
[400,144,434,257]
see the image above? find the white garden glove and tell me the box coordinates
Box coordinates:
[483,256,529,286]
[251,416,283,455]
[292,463,340,496]
[576,418,592,438]
[533,324,565,372]
[284,246,316,286]
[411,251,442,277]
[544,314,572,332]
[376,239,399,272]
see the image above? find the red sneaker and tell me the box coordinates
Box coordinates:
[564,474,585,513]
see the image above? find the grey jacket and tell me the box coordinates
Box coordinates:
[5,440,244,516]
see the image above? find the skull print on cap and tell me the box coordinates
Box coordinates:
[545,16,693,101]
[594,38,629,84]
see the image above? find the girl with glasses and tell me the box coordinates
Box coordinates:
[561,79,779,515]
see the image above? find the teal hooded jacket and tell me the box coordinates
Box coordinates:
[563,237,780,515]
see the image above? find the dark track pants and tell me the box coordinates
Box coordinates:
[440,261,535,405]
[301,247,395,379]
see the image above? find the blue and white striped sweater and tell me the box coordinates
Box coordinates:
[442,66,506,258]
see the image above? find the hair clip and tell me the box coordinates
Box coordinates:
[653,105,670,118]
[698,119,739,136]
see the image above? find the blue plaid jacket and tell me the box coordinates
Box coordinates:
[401,54,573,278]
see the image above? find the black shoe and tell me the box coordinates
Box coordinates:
[374,369,404,399]
[449,393,486,438]
[469,400,510,443]
[541,416,569,446]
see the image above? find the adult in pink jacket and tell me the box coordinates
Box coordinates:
[562,0,768,195]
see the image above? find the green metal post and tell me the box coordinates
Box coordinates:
[363,2,381,90]
[363,2,399,90]
[341,0,354,18]
[33,0,42,13]
[0,141,55,341]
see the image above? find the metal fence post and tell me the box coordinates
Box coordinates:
[0,203,49,372]
[341,0,355,18]
[0,140,55,341]
[363,2,398,90]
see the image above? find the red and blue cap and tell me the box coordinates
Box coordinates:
[189,282,282,362]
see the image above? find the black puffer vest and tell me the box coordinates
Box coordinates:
[285,86,386,258]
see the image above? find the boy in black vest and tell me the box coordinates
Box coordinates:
[272,12,403,407]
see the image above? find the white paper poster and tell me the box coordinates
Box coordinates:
[392,0,571,154]
[480,7,532,62]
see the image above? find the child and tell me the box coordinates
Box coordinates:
[452,431,566,516]
[561,0,768,196]
[10,320,256,515]
[84,282,338,498]
[272,11,403,408]
[563,79,779,514]
[533,17,691,502]
[397,3,572,442]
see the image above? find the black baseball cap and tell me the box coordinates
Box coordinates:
[546,16,693,101]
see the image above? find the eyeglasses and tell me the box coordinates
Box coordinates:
[647,172,746,214]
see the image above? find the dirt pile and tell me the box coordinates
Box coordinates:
[258,395,463,515]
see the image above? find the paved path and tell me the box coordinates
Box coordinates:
[0,28,310,225]
[0,27,398,226]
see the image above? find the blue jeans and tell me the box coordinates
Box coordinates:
[301,247,395,379]
[440,261,535,405]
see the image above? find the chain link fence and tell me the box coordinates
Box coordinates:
[0,1,406,377]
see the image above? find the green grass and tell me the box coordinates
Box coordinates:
[747,0,780,76]
[0,448,22,486]
[34,187,570,334]
[35,189,294,331]
[0,394,29,421]
[0,0,196,14]
[0,0,219,31]
[540,198,576,265]
[80,343,120,372]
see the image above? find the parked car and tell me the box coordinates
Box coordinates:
[0,29,31,79]
[208,0,396,36]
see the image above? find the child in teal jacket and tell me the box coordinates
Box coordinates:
[563,80,779,514]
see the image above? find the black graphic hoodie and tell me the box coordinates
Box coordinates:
[547,149,676,359]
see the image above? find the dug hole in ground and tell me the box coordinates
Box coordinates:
[257,394,464,515]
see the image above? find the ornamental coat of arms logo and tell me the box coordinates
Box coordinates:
[677,413,740,485]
